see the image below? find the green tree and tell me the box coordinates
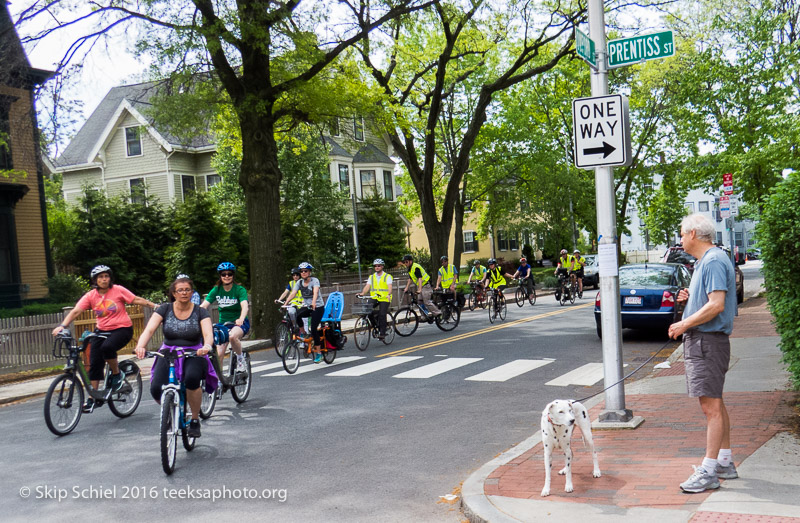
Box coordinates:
[640,168,690,247]
[357,196,408,269]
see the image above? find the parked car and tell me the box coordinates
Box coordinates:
[662,245,744,304]
[594,263,692,338]
[582,254,599,289]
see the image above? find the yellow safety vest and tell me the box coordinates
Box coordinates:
[438,264,457,289]
[572,256,586,270]
[289,280,304,307]
[487,267,506,289]
[369,272,392,302]
[471,265,487,280]
[558,255,573,270]
[409,262,430,287]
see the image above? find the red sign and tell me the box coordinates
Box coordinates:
[723,172,733,195]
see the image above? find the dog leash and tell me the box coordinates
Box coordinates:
[573,337,676,404]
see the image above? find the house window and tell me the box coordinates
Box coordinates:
[129,178,146,205]
[463,231,478,252]
[181,175,196,200]
[206,174,221,188]
[509,233,519,251]
[520,199,530,211]
[735,232,743,248]
[497,230,508,251]
[125,126,142,157]
[338,164,350,193]
[699,201,709,212]
[383,170,393,200]
[685,202,694,213]
[354,117,364,141]
[0,101,11,170]
[716,232,723,245]
[360,170,376,198]
[329,118,340,137]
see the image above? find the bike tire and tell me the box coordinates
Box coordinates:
[467,292,475,311]
[393,307,419,337]
[478,292,487,309]
[435,303,460,331]
[282,340,301,374]
[353,316,371,351]
[274,322,290,357]
[499,297,508,320]
[569,286,576,304]
[488,296,496,324]
[107,361,142,418]
[230,351,251,403]
[559,286,567,306]
[323,346,337,364]
[160,390,178,475]
[199,379,217,419]
[382,315,396,344]
[181,412,196,451]
[528,288,537,306]
[515,286,525,307]
[44,373,84,436]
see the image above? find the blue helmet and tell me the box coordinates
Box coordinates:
[298,262,314,270]
[217,262,236,272]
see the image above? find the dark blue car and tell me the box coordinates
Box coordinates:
[594,263,692,338]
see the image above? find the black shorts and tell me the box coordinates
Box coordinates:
[573,268,584,278]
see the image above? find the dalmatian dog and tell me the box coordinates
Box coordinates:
[540,399,601,497]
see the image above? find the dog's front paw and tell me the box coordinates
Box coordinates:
[558,467,568,476]
[593,469,602,478]
[540,487,550,497]
[564,484,574,493]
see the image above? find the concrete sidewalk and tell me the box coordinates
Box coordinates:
[461,297,800,522]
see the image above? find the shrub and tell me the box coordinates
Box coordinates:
[541,275,559,289]
[44,274,90,303]
[757,171,800,387]
[0,302,73,319]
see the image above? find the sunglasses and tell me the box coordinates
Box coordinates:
[175,288,193,294]
[220,272,234,277]
[300,269,311,273]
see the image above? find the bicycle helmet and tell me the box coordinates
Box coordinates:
[291,267,301,276]
[440,255,448,261]
[573,249,580,254]
[402,254,413,262]
[560,249,568,255]
[217,262,236,272]
[487,258,497,265]
[90,265,111,279]
[176,273,191,280]
[520,257,527,263]
[473,260,481,266]
[372,258,385,266]
[298,261,314,270]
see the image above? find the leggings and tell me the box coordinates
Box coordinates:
[149,356,207,401]
[296,306,325,346]
[88,326,133,381]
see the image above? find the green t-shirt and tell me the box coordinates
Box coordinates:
[205,283,249,323]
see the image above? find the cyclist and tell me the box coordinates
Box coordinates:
[571,249,586,298]
[285,262,326,363]
[200,262,250,373]
[135,275,216,438]
[51,265,156,413]
[435,255,459,293]
[509,257,535,302]
[275,267,304,333]
[481,258,507,318]
[468,259,487,285]
[400,254,440,319]
[357,259,393,340]
[554,249,573,300]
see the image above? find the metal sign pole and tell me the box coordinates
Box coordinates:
[589,0,634,424]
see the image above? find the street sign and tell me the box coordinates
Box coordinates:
[730,195,739,216]
[723,172,733,195]
[607,30,675,68]
[575,27,596,68]
[720,195,731,218]
[572,94,632,169]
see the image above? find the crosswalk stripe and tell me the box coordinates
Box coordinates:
[261,356,365,376]
[393,357,483,379]
[249,361,286,373]
[465,359,554,382]
[326,356,423,377]
[545,362,628,386]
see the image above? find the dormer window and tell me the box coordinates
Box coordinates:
[125,126,142,157]
[353,117,364,141]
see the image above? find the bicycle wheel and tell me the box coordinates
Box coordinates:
[353,316,371,351]
[282,340,301,374]
[528,287,537,306]
[488,295,496,324]
[435,303,460,331]
[230,351,251,403]
[274,322,290,357]
[160,390,178,475]
[499,297,508,320]
[323,346,337,364]
[181,411,196,451]
[382,314,396,344]
[569,285,576,304]
[515,286,525,307]
[467,292,476,311]
[199,379,217,419]
[44,374,84,436]
[478,292,487,309]
[559,286,568,306]
[393,307,419,337]
[108,361,142,418]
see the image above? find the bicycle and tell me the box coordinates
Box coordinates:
[282,293,345,374]
[352,295,395,351]
[145,348,203,475]
[487,287,507,323]
[273,301,303,357]
[431,290,461,331]
[198,323,252,419]
[467,281,487,311]
[556,272,574,306]
[44,330,143,436]
[514,277,537,307]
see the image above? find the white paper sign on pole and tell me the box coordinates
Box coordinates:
[598,243,619,276]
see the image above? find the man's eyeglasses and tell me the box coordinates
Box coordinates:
[175,288,193,294]
[220,272,234,277]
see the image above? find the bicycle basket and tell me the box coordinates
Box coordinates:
[351,302,374,316]
[52,334,75,358]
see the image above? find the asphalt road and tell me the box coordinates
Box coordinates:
[1,292,682,523]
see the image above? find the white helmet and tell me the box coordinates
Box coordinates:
[298,262,314,270]
[372,259,385,266]
[90,265,111,278]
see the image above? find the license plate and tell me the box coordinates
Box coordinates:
[624,296,642,305]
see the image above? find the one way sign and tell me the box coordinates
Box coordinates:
[572,94,632,169]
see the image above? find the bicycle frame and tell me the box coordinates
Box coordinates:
[55,332,121,401]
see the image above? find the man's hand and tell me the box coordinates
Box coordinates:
[677,289,689,303]
[668,320,687,340]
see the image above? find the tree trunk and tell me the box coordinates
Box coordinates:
[238,112,285,338]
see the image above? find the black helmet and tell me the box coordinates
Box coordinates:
[473,260,481,266]
[488,258,497,265]
[402,254,413,262]
[291,267,301,276]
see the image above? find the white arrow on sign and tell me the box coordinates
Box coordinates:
[572,94,632,169]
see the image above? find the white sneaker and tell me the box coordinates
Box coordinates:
[236,355,247,373]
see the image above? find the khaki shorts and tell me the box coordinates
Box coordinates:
[683,331,730,398]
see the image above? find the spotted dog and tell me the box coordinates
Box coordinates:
[540,399,601,497]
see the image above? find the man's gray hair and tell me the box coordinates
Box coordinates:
[681,213,716,243]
